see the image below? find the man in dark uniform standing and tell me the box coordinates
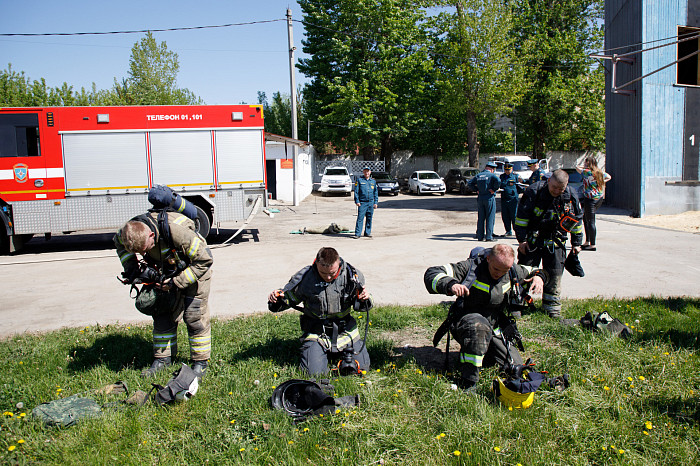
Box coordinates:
[527,159,546,185]
[515,169,583,318]
[468,162,500,242]
[499,163,525,237]
[353,167,378,238]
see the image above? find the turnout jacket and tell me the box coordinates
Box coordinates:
[115,211,213,289]
[272,258,365,351]
[514,180,584,248]
[424,257,546,326]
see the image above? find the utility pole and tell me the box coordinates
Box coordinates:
[287,8,300,206]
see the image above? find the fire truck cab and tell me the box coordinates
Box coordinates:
[0,105,266,254]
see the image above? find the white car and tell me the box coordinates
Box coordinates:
[318,166,353,195]
[408,170,446,195]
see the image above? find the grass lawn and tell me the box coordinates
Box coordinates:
[1,297,699,465]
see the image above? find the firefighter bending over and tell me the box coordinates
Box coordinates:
[424,244,547,391]
[268,247,372,376]
[115,211,213,380]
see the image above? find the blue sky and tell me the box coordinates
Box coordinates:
[0,1,310,105]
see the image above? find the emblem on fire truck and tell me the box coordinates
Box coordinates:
[13,163,29,183]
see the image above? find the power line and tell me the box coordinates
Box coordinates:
[0,19,285,37]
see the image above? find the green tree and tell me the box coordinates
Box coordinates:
[427,0,525,167]
[298,0,432,168]
[124,31,202,105]
[513,0,604,157]
[257,90,308,140]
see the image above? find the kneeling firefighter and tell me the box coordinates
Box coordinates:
[268,247,372,376]
[424,244,548,391]
[115,188,213,381]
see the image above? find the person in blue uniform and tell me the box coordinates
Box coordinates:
[498,163,525,237]
[468,162,500,241]
[353,167,378,238]
[527,159,546,185]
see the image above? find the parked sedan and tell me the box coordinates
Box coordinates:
[372,171,400,195]
[408,170,446,195]
[444,167,479,194]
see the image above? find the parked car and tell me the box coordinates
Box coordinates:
[372,171,400,195]
[318,166,353,196]
[408,170,446,195]
[444,167,479,194]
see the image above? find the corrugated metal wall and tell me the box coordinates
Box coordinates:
[605,0,643,215]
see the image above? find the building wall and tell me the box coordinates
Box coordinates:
[265,142,315,204]
[605,0,643,215]
[641,1,689,215]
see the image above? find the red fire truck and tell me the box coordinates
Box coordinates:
[0,105,266,253]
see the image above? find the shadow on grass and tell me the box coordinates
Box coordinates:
[391,344,459,373]
[643,394,700,425]
[67,334,152,373]
[634,297,700,350]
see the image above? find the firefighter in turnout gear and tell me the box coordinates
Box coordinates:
[515,169,583,318]
[268,247,372,376]
[424,244,547,390]
[115,211,213,380]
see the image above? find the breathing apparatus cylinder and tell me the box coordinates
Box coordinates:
[148,184,198,220]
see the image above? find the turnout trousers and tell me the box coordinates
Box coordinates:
[518,244,566,318]
[300,339,371,376]
[451,313,522,383]
[152,275,212,361]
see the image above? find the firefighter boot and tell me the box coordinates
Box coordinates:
[141,357,171,378]
[458,364,480,394]
[191,360,209,381]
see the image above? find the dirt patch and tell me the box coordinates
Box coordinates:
[621,210,700,233]
[380,326,458,372]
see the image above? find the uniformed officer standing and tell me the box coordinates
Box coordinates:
[353,167,378,238]
[268,247,372,375]
[527,159,546,185]
[115,211,213,380]
[515,169,583,318]
[468,162,500,242]
[499,163,525,237]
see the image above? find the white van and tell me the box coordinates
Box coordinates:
[489,155,548,180]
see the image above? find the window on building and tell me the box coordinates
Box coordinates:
[0,113,41,157]
[677,26,700,86]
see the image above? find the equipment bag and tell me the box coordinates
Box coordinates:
[32,395,102,427]
[580,311,632,338]
[154,364,200,406]
[270,379,360,423]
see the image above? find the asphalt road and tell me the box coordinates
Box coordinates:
[1,191,698,338]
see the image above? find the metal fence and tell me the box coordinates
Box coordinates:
[313,160,385,186]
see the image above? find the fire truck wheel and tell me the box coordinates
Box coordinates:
[194,206,211,238]
[0,230,8,255]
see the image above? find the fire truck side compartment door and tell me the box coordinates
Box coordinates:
[214,129,265,187]
[61,132,149,195]
[149,131,213,189]
[0,112,49,202]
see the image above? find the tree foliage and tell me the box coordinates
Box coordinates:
[512,0,604,157]
[426,0,525,166]
[298,0,432,167]
[257,90,308,141]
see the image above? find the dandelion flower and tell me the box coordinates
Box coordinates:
[604,386,610,391]
[230,420,236,424]
[228,392,233,395]
[3,411,13,417]
[376,369,381,373]
[335,409,340,413]
[618,449,625,454]
[303,427,309,432]
[453,451,461,456]
[397,389,402,393]
[440,433,446,438]
[288,441,294,445]
[643,431,649,435]
[627,377,633,382]
[239,448,245,452]
[17,440,24,444]
[8,445,16,452]
[494,446,501,452]
[645,421,653,430]
[342,423,346,427]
